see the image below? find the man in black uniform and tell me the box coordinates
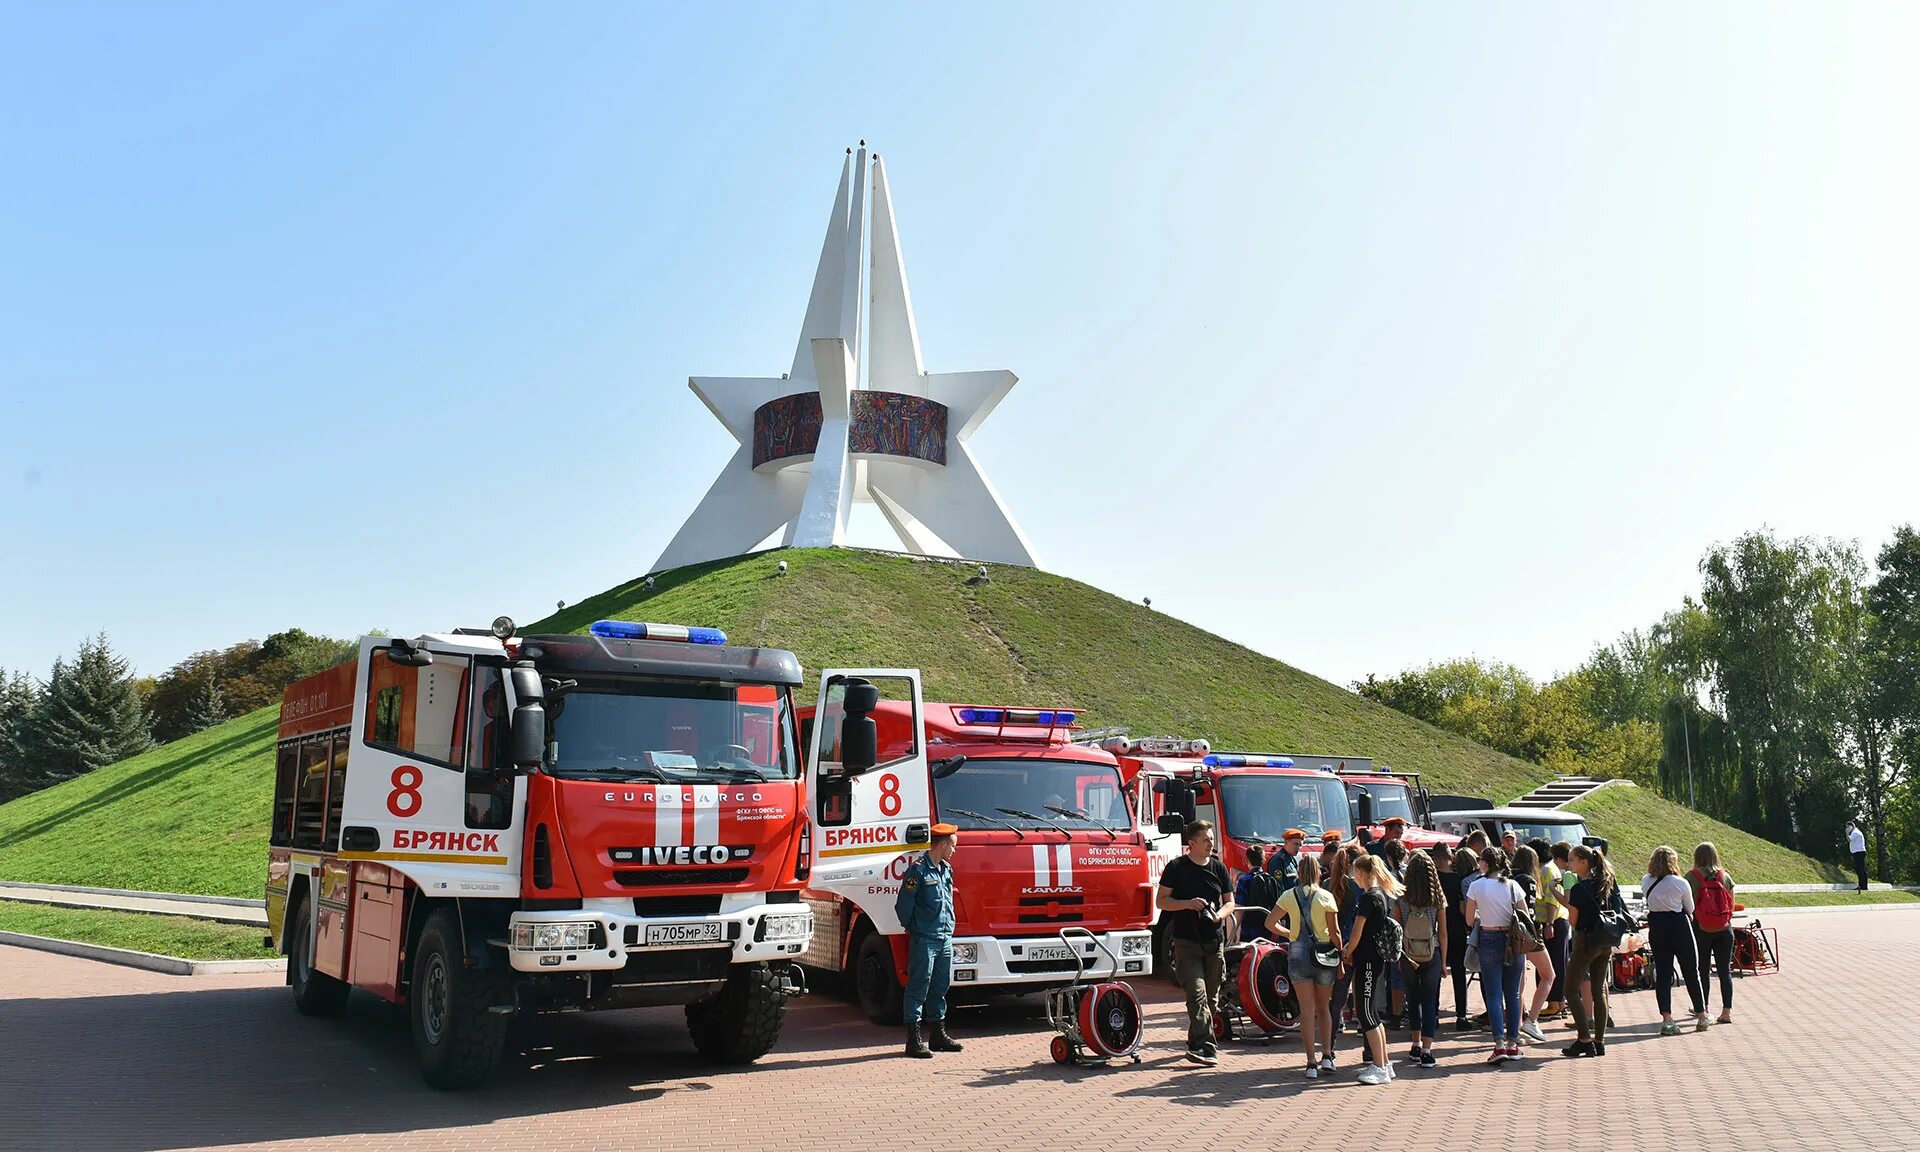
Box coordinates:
[1156,819,1234,1065]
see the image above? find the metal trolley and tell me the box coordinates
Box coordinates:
[1045,926,1145,1065]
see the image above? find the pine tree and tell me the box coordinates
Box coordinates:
[23,633,154,791]
[0,669,44,803]
[184,665,226,734]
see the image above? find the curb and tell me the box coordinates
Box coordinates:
[0,893,266,927]
[1734,901,1920,917]
[0,880,262,908]
[0,930,286,975]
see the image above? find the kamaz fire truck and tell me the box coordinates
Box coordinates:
[796,699,1155,1022]
[1104,738,1356,976]
[1330,759,1458,853]
[264,618,881,1089]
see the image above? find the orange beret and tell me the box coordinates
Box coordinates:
[1283,829,1306,841]
[1382,817,1407,827]
[930,822,959,838]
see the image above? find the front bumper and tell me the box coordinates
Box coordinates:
[507,900,812,973]
[950,930,1153,986]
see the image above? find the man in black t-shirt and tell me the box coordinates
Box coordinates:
[1157,819,1235,1065]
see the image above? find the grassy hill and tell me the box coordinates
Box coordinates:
[1568,783,1844,885]
[0,548,1841,894]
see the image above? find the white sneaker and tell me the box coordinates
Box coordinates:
[1356,1065,1388,1085]
[1304,1064,1319,1080]
[1320,1055,1336,1073]
[1520,1019,1546,1043]
[1382,1059,1396,1081]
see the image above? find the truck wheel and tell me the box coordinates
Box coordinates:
[685,963,787,1064]
[410,909,510,1090]
[288,891,350,1016]
[854,932,904,1024]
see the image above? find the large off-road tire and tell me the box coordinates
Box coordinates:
[1154,921,1181,988]
[686,963,787,1064]
[854,931,904,1025]
[410,909,510,1090]
[288,891,350,1017]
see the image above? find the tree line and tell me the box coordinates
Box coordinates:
[1356,525,1920,884]
[0,628,356,804]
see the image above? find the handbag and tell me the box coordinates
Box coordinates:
[1297,886,1341,968]
[1595,884,1636,947]
[1508,879,1542,955]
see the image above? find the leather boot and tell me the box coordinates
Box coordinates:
[929,1019,964,1052]
[905,1022,932,1058]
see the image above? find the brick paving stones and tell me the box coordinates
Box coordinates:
[2,907,1911,1152]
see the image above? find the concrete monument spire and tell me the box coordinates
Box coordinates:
[652,147,1038,573]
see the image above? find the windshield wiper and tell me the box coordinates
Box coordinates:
[946,807,1025,839]
[998,807,1072,839]
[1048,804,1118,842]
[559,765,666,782]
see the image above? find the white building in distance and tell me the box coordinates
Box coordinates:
[651,144,1039,573]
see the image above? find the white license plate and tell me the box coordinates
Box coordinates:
[645,922,726,947]
[1025,944,1075,962]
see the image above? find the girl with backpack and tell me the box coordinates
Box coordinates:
[1443,847,1477,1030]
[1341,854,1404,1085]
[1510,845,1558,1045]
[1399,850,1447,1068]
[1462,847,1529,1064]
[1643,845,1709,1035]
[1562,844,1621,1057]
[1267,851,1342,1079]
[1687,842,1736,1025]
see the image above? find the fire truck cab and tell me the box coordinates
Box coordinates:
[1326,759,1459,853]
[798,699,1155,1022]
[1107,738,1354,976]
[265,619,879,1089]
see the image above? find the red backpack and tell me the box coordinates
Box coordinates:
[1693,867,1733,933]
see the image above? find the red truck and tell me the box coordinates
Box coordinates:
[797,698,1155,1021]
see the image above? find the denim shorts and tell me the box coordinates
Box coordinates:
[1288,939,1337,987]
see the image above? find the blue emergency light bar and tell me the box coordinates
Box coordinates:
[1202,754,1296,769]
[956,707,1077,726]
[589,620,728,645]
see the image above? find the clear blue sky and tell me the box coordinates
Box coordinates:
[4,3,1917,691]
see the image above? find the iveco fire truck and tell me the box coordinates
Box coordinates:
[1105,738,1355,977]
[264,618,880,1089]
[1331,759,1458,853]
[796,699,1155,1022]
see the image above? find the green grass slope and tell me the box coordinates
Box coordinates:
[0,547,1840,892]
[1568,784,1846,885]
[0,708,277,896]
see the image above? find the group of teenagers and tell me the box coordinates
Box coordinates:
[1154,817,1742,1084]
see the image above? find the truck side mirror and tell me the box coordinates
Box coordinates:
[816,775,853,827]
[1162,779,1197,825]
[836,677,880,773]
[1355,791,1375,828]
[509,702,546,770]
[1156,813,1187,836]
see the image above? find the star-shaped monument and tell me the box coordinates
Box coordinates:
[652,144,1039,572]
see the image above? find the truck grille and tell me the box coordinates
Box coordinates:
[633,895,723,917]
[610,947,733,987]
[614,868,750,887]
[1007,958,1083,975]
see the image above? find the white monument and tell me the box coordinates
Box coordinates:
[652,145,1039,573]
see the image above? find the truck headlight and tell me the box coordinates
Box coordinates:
[952,942,979,964]
[512,922,595,951]
[759,913,812,941]
[1121,936,1151,957]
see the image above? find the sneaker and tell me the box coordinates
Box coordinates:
[1320,1055,1336,1073]
[1562,1041,1594,1058]
[1505,1043,1525,1061]
[1384,1059,1396,1081]
[1203,1040,1220,1059]
[1592,1041,1607,1056]
[1304,1063,1319,1080]
[1419,1050,1438,1069]
[1405,1047,1423,1064]
[1452,1017,1474,1032]
[1519,1018,1546,1043]
[1487,1048,1508,1065]
[1695,1015,1711,1033]
[1356,1065,1387,1086]
[1185,1047,1212,1066]
[1659,1022,1681,1037]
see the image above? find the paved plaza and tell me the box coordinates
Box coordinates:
[2,907,1911,1152]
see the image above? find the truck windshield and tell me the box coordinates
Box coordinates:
[934,759,1130,832]
[1217,774,1351,841]
[1347,780,1416,825]
[546,677,798,782]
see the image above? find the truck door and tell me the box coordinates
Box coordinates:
[805,670,929,920]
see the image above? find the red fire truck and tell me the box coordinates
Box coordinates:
[264,618,883,1088]
[1105,738,1354,974]
[1330,760,1458,853]
[796,698,1155,1022]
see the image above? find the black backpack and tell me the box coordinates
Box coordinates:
[1243,869,1283,915]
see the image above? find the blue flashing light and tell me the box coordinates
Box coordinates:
[954,707,1078,726]
[1202,754,1295,769]
[589,620,728,645]
[956,707,1002,724]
